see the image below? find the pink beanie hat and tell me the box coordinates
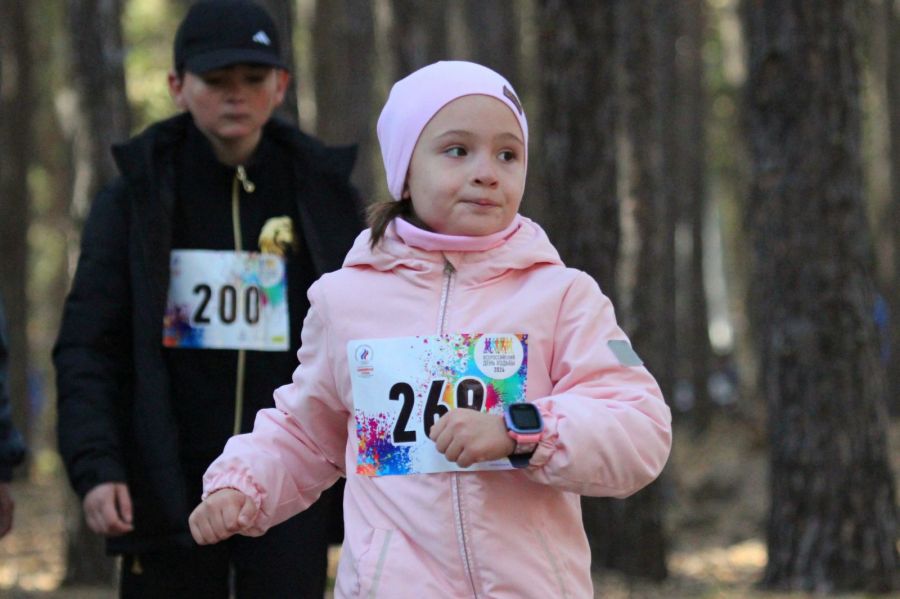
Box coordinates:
[377,60,529,200]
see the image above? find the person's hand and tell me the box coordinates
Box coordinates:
[429,409,516,468]
[0,482,14,539]
[83,482,134,536]
[189,488,258,545]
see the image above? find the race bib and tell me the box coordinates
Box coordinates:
[349,333,528,476]
[163,249,289,351]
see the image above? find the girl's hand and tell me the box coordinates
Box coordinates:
[189,488,258,545]
[429,409,516,468]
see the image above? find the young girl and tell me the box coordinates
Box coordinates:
[190,61,672,598]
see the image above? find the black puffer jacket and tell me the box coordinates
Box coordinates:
[54,113,363,553]
[0,297,26,481]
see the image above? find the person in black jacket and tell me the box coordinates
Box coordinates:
[0,295,26,540]
[53,1,362,596]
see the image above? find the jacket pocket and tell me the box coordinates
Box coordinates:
[355,528,394,598]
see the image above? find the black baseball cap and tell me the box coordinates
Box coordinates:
[174,0,287,74]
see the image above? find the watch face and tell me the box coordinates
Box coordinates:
[509,403,541,432]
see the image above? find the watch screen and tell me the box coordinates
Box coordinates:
[510,403,540,429]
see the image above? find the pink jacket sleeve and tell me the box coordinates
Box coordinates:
[201,285,347,534]
[526,272,672,498]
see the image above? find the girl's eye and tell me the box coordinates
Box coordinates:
[445,147,467,157]
[499,150,517,162]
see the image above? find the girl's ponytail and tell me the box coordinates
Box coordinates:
[366,198,414,249]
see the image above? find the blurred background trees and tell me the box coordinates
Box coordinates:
[0,0,897,595]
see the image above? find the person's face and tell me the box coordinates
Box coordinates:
[404,95,526,237]
[168,64,289,152]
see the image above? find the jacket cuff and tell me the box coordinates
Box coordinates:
[72,458,127,499]
[202,467,265,515]
[527,405,559,469]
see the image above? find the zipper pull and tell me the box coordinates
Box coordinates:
[443,257,456,275]
[236,165,256,193]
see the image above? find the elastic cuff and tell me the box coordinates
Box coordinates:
[202,468,265,514]
[527,405,560,469]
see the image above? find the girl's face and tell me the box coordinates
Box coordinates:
[404,95,526,236]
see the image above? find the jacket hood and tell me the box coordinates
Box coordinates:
[343,216,563,285]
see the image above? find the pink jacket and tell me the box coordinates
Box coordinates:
[203,217,672,598]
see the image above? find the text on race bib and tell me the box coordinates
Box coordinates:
[163,249,289,351]
[348,333,528,476]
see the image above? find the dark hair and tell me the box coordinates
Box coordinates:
[367,198,432,249]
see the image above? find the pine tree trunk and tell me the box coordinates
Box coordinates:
[605,0,673,581]
[255,0,299,123]
[535,0,618,291]
[313,0,376,198]
[535,0,670,582]
[0,0,33,474]
[389,0,448,76]
[886,0,900,416]
[461,0,520,88]
[676,0,713,429]
[742,0,900,591]
[62,0,132,585]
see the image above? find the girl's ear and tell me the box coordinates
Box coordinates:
[401,183,411,200]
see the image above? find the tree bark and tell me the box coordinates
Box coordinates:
[677,0,713,429]
[535,0,670,582]
[389,0,448,76]
[742,0,900,591]
[602,0,673,581]
[62,0,132,585]
[461,0,521,88]
[255,0,299,123]
[535,0,618,292]
[313,0,376,199]
[66,0,131,222]
[0,0,34,470]
[886,0,900,416]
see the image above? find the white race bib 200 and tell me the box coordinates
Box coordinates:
[348,333,529,476]
[163,249,289,351]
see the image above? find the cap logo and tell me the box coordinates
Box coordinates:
[503,85,523,115]
[252,30,272,46]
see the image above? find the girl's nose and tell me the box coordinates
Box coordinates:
[472,156,498,187]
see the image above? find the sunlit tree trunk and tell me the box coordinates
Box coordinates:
[0,0,33,473]
[62,0,131,585]
[313,0,376,199]
[742,0,899,591]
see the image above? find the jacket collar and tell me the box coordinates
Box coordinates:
[343,216,563,285]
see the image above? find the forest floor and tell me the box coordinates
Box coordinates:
[1,416,898,599]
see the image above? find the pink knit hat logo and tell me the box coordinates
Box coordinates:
[376,61,529,201]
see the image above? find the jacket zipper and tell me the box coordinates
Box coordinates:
[231,165,255,436]
[438,257,478,599]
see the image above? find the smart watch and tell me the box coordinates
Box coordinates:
[503,403,543,468]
